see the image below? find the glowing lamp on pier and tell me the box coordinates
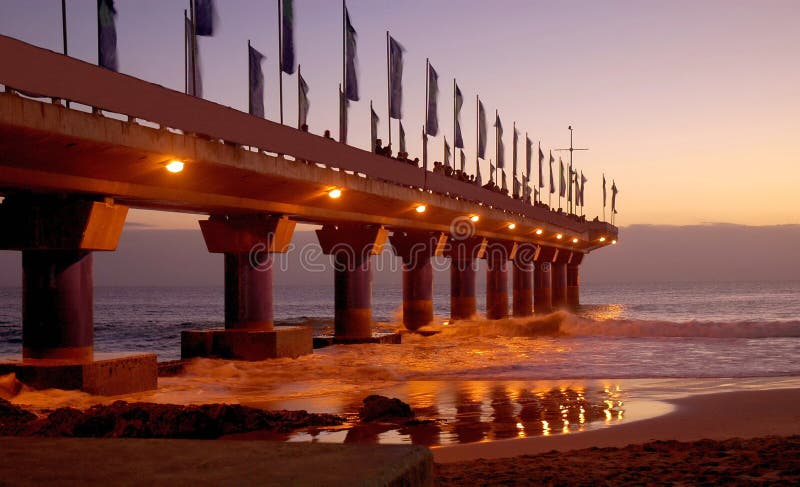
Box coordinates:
[555,233,563,240]
[507,223,516,230]
[469,215,480,223]
[165,160,185,173]
[612,239,617,245]
[415,204,427,213]
[328,188,342,199]
[572,237,579,244]
[599,237,607,242]
[535,229,543,235]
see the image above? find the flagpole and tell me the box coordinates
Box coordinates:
[297,64,301,128]
[424,58,429,170]
[453,78,456,169]
[422,125,427,189]
[386,31,391,148]
[277,0,284,121]
[184,9,188,94]
[190,0,197,97]
[247,40,252,115]
[342,0,345,91]
[475,94,479,181]
[96,0,100,67]
[61,0,68,56]
[341,0,346,141]
[495,109,499,185]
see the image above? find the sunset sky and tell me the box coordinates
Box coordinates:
[1,0,798,229]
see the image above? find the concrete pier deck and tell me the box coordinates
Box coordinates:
[0,438,434,486]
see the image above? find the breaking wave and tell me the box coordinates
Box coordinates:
[426,312,800,340]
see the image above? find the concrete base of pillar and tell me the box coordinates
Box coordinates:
[0,353,157,396]
[313,332,402,348]
[181,326,312,361]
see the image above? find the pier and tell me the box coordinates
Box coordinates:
[0,35,617,394]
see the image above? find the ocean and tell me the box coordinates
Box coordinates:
[2,281,799,446]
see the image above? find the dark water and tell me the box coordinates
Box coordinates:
[1,281,799,373]
[2,281,799,446]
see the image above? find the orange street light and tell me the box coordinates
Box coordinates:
[556,233,563,240]
[508,223,517,230]
[328,188,342,199]
[165,160,185,173]
[535,229,543,235]
[415,204,427,213]
[470,215,480,223]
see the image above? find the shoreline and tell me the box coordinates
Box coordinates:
[433,387,800,463]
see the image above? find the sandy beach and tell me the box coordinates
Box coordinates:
[433,388,800,463]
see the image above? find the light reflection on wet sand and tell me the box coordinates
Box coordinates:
[248,380,629,447]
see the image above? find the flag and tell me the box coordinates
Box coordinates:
[97,0,118,71]
[388,36,404,119]
[495,114,504,168]
[476,160,482,185]
[298,71,310,128]
[248,44,266,118]
[339,85,348,143]
[444,137,451,167]
[194,0,216,36]
[559,158,565,197]
[548,151,555,194]
[501,169,508,192]
[580,172,588,206]
[611,180,619,213]
[280,0,295,74]
[454,83,464,148]
[512,127,519,189]
[602,174,607,208]
[426,64,439,136]
[399,121,406,153]
[489,161,495,183]
[460,149,466,171]
[370,105,380,152]
[525,136,532,182]
[344,8,359,101]
[538,144,545,189]
[513,176,520,197]
[185,16,202,97]
[477,100,487,158]
[568,167,575,205]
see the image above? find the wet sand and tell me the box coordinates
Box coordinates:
[436,435,800,486]
[433,388,800,463]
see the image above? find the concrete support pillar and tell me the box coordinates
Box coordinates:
[22,250,93,361]
[200,215,295,331]
[332,252,373,339]
[445,236,486,322]
[534,246,558,314]
[551,249,571,309]
[402,258,433,330]
[390,231,447,330]
[450,260,477,320]
[567,253,583,309]
[0,196,156,395]
[485,241,516,320]
[551,262,568,308]
[224,252,273,330]
[184,214,311,361]
[512,243,537,318]
[317,224,388,340]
